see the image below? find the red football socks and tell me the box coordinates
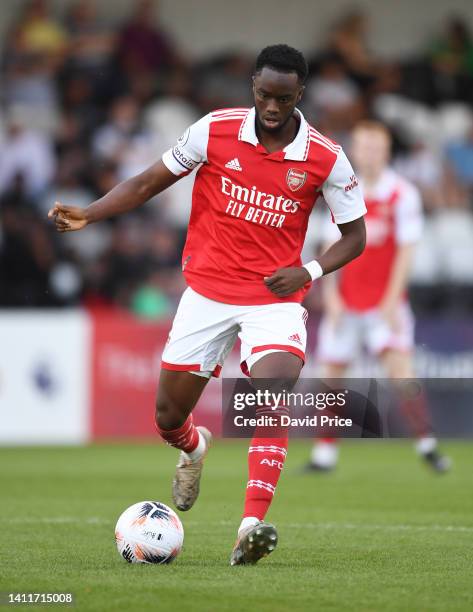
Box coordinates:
[243,421,288,520]
[156,415,200,453]
[243,408,288,521]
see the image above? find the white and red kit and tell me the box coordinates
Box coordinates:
[161,107,366,376]
[318,168,423,362]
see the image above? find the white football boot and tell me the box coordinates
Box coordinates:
[230,522,278,566]
[172,426,212,511]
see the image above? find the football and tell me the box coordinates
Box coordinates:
[115,501,184,564]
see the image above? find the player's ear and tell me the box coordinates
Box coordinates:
[297,85,305,103]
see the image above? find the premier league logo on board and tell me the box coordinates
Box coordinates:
[286,168,307,192]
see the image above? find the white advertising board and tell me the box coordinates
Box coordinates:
[0,310,90,444]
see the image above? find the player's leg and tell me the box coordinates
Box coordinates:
[230,352,303,565]
[368,304,451,473]
[231,303,306,565]
[242,351,302,525]
[380,348,451,472]
[305,312,357,472]
[231,351,303,565]
[156,369,209,431]
[307,362,347,471]
[155,369,213,511]
[155,287,239,510]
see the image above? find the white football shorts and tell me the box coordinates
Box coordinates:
[317,302,415,364]
[161,287,308,377]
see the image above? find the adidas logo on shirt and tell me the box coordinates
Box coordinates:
[225,158,242,171]
[288,333,302,345]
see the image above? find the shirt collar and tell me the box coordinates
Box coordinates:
[238,107,310,161]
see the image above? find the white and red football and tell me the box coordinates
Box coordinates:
[115,501,184,564]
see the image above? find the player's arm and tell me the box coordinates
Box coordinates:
[319,232,346,327]
[380,243,416,306]
[48,114,211,232]
[316,217,365,275]
[379,184,423,325]
[265,150,366,298]
[48,162,180,232]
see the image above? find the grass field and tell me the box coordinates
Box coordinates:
[1,440,472,611]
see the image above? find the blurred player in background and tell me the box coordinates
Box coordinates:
[305,120,451,473]
[49,45,366,565]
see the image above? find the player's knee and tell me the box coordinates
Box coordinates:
[155,395,185,431]
[251,351,304,387]
[250,352,302,391]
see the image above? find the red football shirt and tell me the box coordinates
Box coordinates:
[325,169,423,310]
[162,107,366,305]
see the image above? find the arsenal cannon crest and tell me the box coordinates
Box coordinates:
[286,168,307,192]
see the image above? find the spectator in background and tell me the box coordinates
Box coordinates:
[40,149,93,217]
[445,125,473,202]
[9,0,68,71]
[92,95,140,160]
[428,17,473,103]
[194,52,253,112]
[65,0,116,75]
[92,95,155,181]
[145,67,198,146]
[326,9,379,87]
[94,217,153,308]
[144,67,199,228]
[303,54,364,144]
[117,0,179,76]
[148,224,183,271]
[63,0,119,106]
[0,105,55,198]
[0,175,55,306]
[60,73,102,138]
[394,140,447,211]
[2,0,66,134]
[41,151,112,291]
[131,225,183,319]
[2,53,60,134]
[92,160,120,197]
[55,109,88,159]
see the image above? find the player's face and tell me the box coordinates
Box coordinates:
[253,67,304,133]
[350,129,391,175]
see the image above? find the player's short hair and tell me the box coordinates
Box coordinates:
[255,44,308,83]
[353,120,392,141]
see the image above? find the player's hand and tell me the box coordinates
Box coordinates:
[264,267,311,297]
[47,201,89,232]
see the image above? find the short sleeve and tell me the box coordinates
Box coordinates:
[321,207,342,243]
[322,150,366,224]
[162,114,211,175]
[395,182,424,244]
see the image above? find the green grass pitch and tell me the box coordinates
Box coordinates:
[1,440,472,611]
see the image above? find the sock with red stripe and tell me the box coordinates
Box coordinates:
[240,427,288,532]
[156,415,205,461]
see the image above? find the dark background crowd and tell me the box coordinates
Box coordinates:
[1,0,473,317]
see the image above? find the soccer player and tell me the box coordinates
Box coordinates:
[49,45,366,565]
[305,120,451,473]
